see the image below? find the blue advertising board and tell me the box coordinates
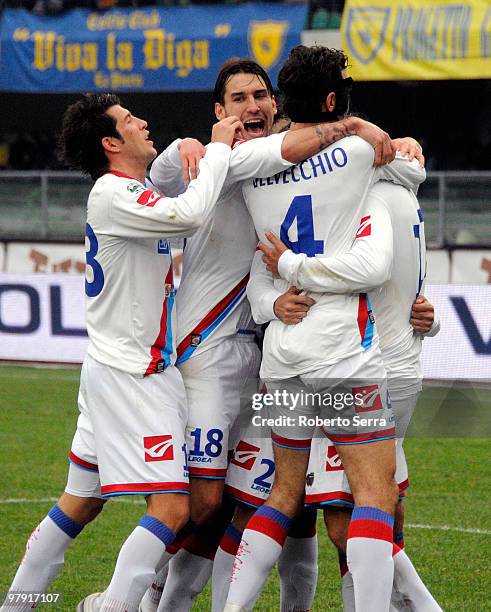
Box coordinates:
[0,4,306,92]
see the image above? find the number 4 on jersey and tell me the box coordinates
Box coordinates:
[280,195,324,256]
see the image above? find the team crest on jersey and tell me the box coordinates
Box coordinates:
[158,239,170,254]
[345,7,390,65]
[144,435,174,462]
[248,21,289,70]
[190,334,202,347]
[127,182,145,194]
[355,215,372,239]
[353,384,383,413]
[231,440,260,470]
[325,445,343,472]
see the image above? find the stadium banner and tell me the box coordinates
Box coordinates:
[0,4,306,92]
[0,274,490,379]
[342,0,491,80]
[421,284,491,380]
[0,273,88,363]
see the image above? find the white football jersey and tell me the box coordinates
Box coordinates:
[150,134,291,363]
[365,183,426,396]
[85,142,230,377]
[255,181,426,395]
[242,135,425,379]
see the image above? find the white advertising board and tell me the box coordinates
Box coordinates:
[451,250,491,284]
[421,284,491,381]
[5,243,86,274]
[0,275,490,380]
[426,250,450,283]
[0,273,88,363]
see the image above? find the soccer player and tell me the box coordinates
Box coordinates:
[250,181,442,610]
[0,93,240,612]
[224,46,426,612]
[140,59,397,612]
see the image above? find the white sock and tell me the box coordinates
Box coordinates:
[225,506,291,611]
[347,506,394,612]
[139,566,169,612]
[212,525,243,612]
[338,553,355,612]
[393,547,442,610]
[278,535,318,611]
[157,549,212,611]
[1,504,83,612]
[100,516,175,612]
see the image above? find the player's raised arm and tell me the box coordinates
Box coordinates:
[108,119,241,238]
[150,137,208,196]
[281,115,395,166]
[376,151,426,193]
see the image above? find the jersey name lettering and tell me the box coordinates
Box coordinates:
[252,147,348,189]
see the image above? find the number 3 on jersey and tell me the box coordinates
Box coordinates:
[85,223,104,297]
[280,195,324,256]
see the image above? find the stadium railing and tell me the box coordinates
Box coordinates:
[0,170,490,247]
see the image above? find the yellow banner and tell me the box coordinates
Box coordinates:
[341,0,491,80]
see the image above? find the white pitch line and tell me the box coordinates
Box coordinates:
[0,498,489,534]
[405,523,491,535]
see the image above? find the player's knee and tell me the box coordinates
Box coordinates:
[146,493,190,533]
[269,482,304,517]
[82,497,105,523]
[58,493,106,526]
[190,497,222,525]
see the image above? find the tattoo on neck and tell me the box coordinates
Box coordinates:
[314,121,355,152]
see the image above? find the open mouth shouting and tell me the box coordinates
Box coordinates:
[243,118,266,137]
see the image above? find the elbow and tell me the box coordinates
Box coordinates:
[368,258,392,288]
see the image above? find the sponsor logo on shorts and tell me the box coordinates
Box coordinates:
[156,360,165,373]
[144,435,174,462]
[325,445,343,472]
[231,441,260,470]
[352,384,383,413]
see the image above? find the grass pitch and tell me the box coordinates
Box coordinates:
[0,365,489,610]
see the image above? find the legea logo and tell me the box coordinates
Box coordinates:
[352,384,383,412]
[231,441,260,470]
[144,435,174,462]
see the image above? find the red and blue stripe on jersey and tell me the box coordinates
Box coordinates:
[176,273,249,365]
[357,293,374,350]
[145,265,175,376]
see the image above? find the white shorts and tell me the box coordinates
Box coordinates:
[177,333,261,479]
[263,346,395,447]
[304,392,420,507]
[225,433,275,508]
[226,391,417,509]
[68,355,189,498]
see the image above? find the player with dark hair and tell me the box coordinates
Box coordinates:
[1,93,240,612]
[223,46,426,612]
[135,58,403,612]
